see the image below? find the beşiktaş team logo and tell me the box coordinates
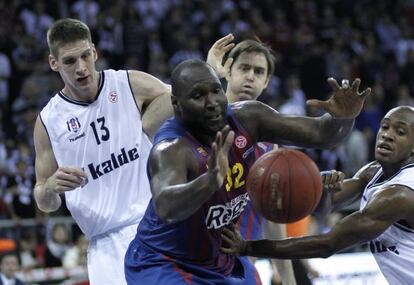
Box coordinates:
[108,91,118,103]
[66,117,81,133]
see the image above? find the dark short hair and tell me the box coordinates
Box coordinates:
[47,18,92,58]
[228,39,276,76]
[171,59,214,96]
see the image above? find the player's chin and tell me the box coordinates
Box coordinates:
[205,120,227,134]
[238,91,258,101]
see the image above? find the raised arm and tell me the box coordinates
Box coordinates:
[235,78,371,149]
[33,116,86,212]
[150,127,234,223]
[222,184,414,259]
[128,71,173,138]
[206,34,235,78]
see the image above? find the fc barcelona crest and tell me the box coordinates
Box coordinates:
[67,117,81,133]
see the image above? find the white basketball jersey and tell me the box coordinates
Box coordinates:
[360,163,414,284]
[40,69,152,239]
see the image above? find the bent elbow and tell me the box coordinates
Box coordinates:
[154,195,177,224]
[36,202,59,213]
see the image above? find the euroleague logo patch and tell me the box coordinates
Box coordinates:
[108,91,118,103]
[235,135,247,148]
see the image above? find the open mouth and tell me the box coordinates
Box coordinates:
[376,142,392,154]
[77,76,89,84]
[206,114,222,121]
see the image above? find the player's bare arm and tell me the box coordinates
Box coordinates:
[128,70,173,138]
[233,78,370,149]
[33,116,86,212]
[221,184,414,259]
[149,126,234,224]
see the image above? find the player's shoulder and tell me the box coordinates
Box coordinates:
[354,161,381,181]
[150,137,196,170]
[230,100,266,113]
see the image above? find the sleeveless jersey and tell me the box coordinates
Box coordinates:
[134,107,261,278]
[360,163,414,284]
[236,142,274,240]
[40,69,152,239]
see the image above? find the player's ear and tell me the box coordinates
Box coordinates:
[263,75,270,89]
[171,95,181,114]
[91,43,98,62]
[49,54,59,72]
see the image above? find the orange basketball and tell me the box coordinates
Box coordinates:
[246,149,323,223]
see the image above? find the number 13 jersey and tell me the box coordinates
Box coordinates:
[40,69,152,239]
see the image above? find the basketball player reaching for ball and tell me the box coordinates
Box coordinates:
[207,35,296,284]
[124,59,370,284]
[33,19,172,285]
[221,106,414,284]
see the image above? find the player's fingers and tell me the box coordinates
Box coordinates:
[59,166,86,178]
[221,227,235,241]
[351,78,361,92]
[320,171,331,185]
[223,57,233,72]
[306,99,329,110]
[359,87,371,99]
[216,33,234,47]
[56,172,84,184]
[223,131,235,152]
[327,77,340,92]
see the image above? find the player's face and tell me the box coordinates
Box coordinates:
[49,40,98,100]
[175,66,227,135]
[375,109,414,165]
[226,51,270,101]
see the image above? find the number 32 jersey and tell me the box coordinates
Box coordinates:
[40,69,152,239]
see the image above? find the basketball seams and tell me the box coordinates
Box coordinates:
[283,151,293,223]
[262,153,281,220]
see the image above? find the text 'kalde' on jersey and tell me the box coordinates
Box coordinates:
[87,146,139,179]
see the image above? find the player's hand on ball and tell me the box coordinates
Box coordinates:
[207,126,235,189]
[307,78,371,119]
[221,223,246,256]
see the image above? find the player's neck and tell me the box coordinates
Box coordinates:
[382,157,414,178]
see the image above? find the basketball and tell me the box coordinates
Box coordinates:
[246,149,323,223]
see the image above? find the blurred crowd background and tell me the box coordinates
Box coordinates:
[0,0,414,281]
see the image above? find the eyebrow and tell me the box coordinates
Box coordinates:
[61,48,92,61]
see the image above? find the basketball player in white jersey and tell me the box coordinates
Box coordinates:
[207,35,297,284]
[221,106,414,284]
[33,19,172,284]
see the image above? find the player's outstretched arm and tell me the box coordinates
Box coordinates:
[128,71,173,139]
[233,78,370,149]
[150,126,234,224]
[33,116,86,213]
[222,184,414,259]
